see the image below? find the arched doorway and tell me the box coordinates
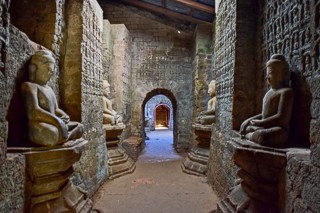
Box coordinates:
[155,104,170,129]
[142,89,177,147]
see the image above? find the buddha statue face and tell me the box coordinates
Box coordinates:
[266,55,290,89]
[29,50,55,85]
[103,80,111,97]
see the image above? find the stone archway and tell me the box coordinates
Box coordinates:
[142,89,177,147]
[155,104,170,129]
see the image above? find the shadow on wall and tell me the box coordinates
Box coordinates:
[289,71,311,148]
[7,60,30,147]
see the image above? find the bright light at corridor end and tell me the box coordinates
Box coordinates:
[177,30,181,34]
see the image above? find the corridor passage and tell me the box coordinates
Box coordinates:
[93,129,218,213]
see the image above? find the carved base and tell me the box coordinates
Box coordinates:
[193,123,212,148]
[181,147,209,176]
[108,147,136,179]
[181,123,213,176]
[217,138,288,213]
[8,139,92,213]
[104,125,136,179]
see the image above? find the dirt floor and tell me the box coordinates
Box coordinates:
[93,129,218,213]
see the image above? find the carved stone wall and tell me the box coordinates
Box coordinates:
[193,24,213,120]
[208,0,262,198]
[10,0,65,57]
[207,0,237,198]
[63,0,107,196]
[0,0,10,165]
[0,154,25,212]
[110,24,132,125]
[0,22,34,212]
[261,0,319,211]
[100,3,194,150]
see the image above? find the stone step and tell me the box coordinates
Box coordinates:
[108,157,136,180]
[191,147,210,158]
[181,157,207,176]
[217,199,235,213]
[108,154,129,166]
[188,151,209,165]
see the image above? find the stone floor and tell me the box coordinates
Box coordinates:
[93,129,218,213]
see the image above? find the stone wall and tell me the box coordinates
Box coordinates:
[100,3,195,150]
[63,0,107,196]
[208,0,263,198]
[0,0,10,164]
[1,16,45,213]
[207,0,238,198]
[260,0,319,211]
[0,154,25,212]
[110,24,132,127]
[10,0,64,57]
[193,24,213,120]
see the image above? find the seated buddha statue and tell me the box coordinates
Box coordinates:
[102,80,123,126]
[196,80,216,125]
[240,54,293,148]
[21,50,83,146]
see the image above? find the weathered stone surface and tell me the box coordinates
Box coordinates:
[207,124,237,198]
[217,138,288,212]
[62,0,107,197]
[121,136,143,161]
[182,123,212,176]
[105,125,136,179]
[193,24,213,119]
[8,139,92,212]
[0,154,25,213]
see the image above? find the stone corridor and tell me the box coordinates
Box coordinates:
[93,129,218,213]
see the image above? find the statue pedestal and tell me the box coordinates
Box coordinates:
[8,139,92,213]
[104,125,135,179]
[181,123,213,176]
[217,138,289,213]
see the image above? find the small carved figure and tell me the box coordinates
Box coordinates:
[102,80,123,125]
[196,80,216,125]
[22,50,83,146]
[240,54,293,147]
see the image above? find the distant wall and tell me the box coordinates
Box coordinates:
[100,3,195,150]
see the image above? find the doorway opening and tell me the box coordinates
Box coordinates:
[141,90,180,162]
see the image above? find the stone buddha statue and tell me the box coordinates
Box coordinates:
[196,80,216,125]
[102,80,123,126]
[21,50,83,146]
[240,54,293,147]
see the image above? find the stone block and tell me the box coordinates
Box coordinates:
[121,136,143,161]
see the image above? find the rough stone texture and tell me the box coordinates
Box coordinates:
[0,0,10,165]
[9,0,64,95]
[207,124,237,198]
[285,150,320,212]
[105,125,136,179]
[259,0,319,211]
[193,24,213,120]
[121,136,143,161]
[207,0,238,198]
[0,154,25,212]
[10,0,65,57]
[8,139,92,212]
[100,3,195,151]
[62,0,107,197]
[102,20,113,81]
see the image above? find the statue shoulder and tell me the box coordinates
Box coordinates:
[21,81,38,91]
